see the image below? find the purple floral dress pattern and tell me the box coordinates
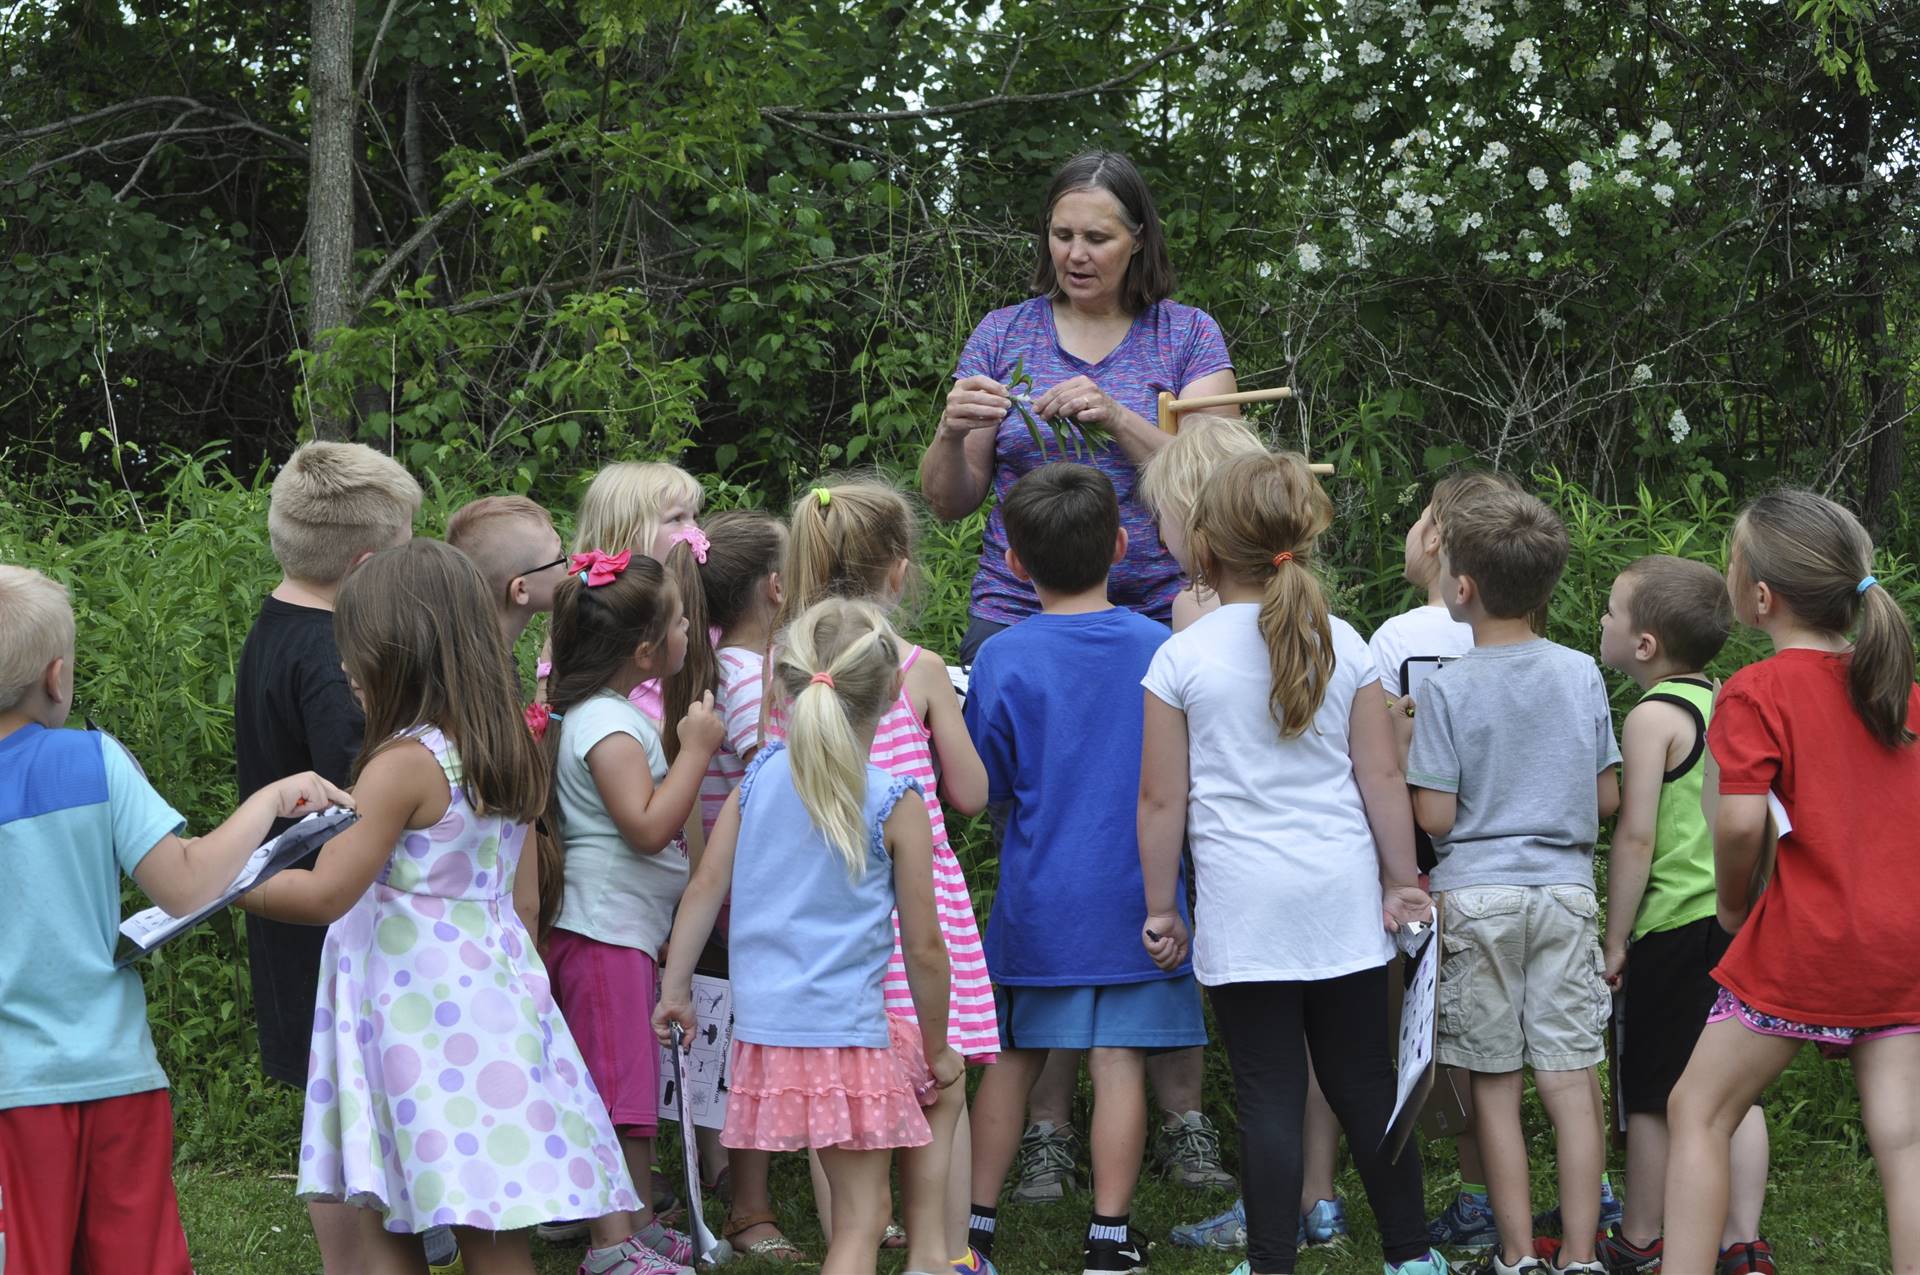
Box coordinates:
[297,727,640,1233]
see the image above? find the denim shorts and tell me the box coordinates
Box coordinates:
[1436,884,1609,1073]
[994,977,1208,1052]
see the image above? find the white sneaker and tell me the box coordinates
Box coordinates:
[1492,1256,1548,1274]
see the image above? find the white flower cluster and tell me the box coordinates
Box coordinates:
[1478,140,1510,170]
[1616,169,1644,189]
[1538,307,1566,330]
[1357,40,1386,65]
[1458,210,1486,233]
[1297,242,1324,272]
[1453,0,1502,50]
[1527,249,1545,262]
[1262,17,1290,50]
[1588,54,1616,81]
[1195,46,1230,88]
[1668,408,1691,444]
[1567,161,1593,194]
[1618,132,1641,160]
[1354,96,1381,121]
[1652,183,1675,206]
[1510,37,1542,84]
[1239,67,1272,92]
[1389,0,1426,40]
[1528,166,1549,191]
[1632,363,1654,385]
[1545,202,1573,236]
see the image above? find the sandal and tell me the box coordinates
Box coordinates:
[723,1210,807,1262]
[881,1222,907,1250]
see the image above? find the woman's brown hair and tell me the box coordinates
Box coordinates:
[1733,488,1915,747]
[1190,452,1336,738]
[1031,150,1175,314]
[333,538,547,820]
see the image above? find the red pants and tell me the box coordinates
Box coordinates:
[0,1089,192,1274]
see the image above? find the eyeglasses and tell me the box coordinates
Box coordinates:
[517,554,568,578]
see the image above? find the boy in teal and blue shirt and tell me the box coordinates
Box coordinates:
[962,464,1203,1275]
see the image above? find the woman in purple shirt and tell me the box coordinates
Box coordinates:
[918,150,1239,661]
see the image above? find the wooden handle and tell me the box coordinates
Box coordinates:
[1155,386,1333,475]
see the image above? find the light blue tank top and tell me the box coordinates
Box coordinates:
[728,744,920,1047]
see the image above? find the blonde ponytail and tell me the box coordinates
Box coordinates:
[775,599,902,879]
[1259,557,1335,738]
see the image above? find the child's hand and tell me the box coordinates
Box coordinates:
[652,988,697,1048]
[1142,912,1189,970]
[1381,884,1433,933]
[1603,941,1628,989]
[1387,691,1417,721]
[677,691,726,759]
[267,772,355,818]
[928,1044,965,1090]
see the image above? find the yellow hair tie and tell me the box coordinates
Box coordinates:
[812,486,832,508]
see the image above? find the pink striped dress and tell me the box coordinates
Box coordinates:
[765,645,998,1063]
[872,647,998,1063]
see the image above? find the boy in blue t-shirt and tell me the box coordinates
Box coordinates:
[961,464,1203,1275]
[0,566,347,1272]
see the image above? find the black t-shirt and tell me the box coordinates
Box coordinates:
[234,595,363,1086]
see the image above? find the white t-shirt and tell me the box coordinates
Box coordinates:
[1141,604,1394,985]
[553,690,689,956]
[1368,604,1473,698]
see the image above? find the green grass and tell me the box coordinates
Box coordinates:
[176,1086,1895,1273]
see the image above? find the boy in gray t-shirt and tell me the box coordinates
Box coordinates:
[1406,489,1621,1275]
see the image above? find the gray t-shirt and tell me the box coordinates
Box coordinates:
[1407,638,1621,892]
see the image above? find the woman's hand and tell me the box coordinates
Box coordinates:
[1032,375,1124,428]
[939,376,1012,438]
[1142,912,1189,970]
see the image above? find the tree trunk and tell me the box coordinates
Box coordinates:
[305,0,357,441]
[1859,286,1907,537]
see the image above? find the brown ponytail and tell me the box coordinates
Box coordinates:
[1190,452,1336,737]
[659,536,717,764]
[1733,488,1915,748]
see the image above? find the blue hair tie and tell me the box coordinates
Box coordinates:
[1858,575,1877,595]
[579,569,592,586]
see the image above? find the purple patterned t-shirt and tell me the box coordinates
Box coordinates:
[954,296,1235,624]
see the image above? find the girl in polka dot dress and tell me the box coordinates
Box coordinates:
[656,598,965,1275]
[241,539,639,1274]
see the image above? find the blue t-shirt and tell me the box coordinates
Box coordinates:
[963,607,1189,984]
[0,724,183,1109]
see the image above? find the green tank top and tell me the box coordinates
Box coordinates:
[1633,677,1718,940]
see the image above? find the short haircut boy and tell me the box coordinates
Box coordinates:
[447,495,559,596]
[267,442,422,585]
[1618,554,1733,670]
[1442,489,1568,619]
[0,566,74,712]
[1001,463,1119,594]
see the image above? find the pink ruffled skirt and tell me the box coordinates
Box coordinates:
[722,1014,936,1151]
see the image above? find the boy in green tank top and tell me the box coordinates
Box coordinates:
[1598,555,1773,1274]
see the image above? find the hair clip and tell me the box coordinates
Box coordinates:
[666,525,710,564]
[569,549,631,587]
[524,702,560,741]
[812,487,832,508]
[1272,551,1295,567]
[1858,574,1878,595]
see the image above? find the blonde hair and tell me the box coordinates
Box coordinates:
[267,442,422,585]
[1190,452,1336,738]
[0,566,75,712]
[1733,488,1915,748]
[1136,414,1269,532]
[777,477,917,632]
[446,495,557,596]
[571,462,702,558]
[774,598,902,880]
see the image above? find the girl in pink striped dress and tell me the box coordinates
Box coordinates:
[769,477,995,1275]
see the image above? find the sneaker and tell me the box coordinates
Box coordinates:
[1169,1198,1245,1250]
[540,1219,591,1243]
[1083,1230,1147,1275]
[1301,1197,1348,1247]
[954,1247,1000,1275]
[1594,1228,1661,1275]
[1551,1261,1605,1275]
[1009,1121,1081,1203]
[1533,1180,1623,1238]
[1388,1253,1452,1274]
[1718,1238,1776,1275]
[1428,1190,1497,1250]
[579,1237,694,1275]
[635,1219,697,1267]
[423,1224,459,1266]
[1151,1111,1237,1190]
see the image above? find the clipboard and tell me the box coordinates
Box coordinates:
[1383,907,1442,1162]
[1399,655,1459,700]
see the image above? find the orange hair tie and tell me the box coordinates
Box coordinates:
[1272,551,1295,567]
[809,672,836,690]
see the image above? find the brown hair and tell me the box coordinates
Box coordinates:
[1442,489,1568,620]
[1190,452,1336,738]
[777,478,918,633]
[332,539,546,820]
[268,442,422,585]
[1732,488,1915,747]
[1031,150,1175,314]
[541,554,681,840]
[445,495,557,597]
[1618,555,1733,672]
[697,511,787,632]
[658,535,716,765]
[1002,463,1119,594]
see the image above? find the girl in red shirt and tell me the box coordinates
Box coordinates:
[1665,488,1920,1274]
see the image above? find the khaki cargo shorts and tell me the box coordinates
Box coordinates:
[1436,884,1609,1073]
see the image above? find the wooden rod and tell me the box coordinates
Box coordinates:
[1155,386,1332,474]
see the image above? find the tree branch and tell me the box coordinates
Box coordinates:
[113,106,213,200]
[356,0,406,106]
[759,34,1202,123]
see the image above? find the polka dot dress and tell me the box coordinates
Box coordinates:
[296,728,641,1234]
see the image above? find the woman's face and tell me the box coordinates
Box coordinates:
[1048,187,1140,311]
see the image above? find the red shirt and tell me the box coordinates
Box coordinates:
[1708,648,1920,1025]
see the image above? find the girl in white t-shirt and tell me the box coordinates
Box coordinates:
[1137,452,1443,1275]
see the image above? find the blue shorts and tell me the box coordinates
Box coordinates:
[994,978,1208,1052]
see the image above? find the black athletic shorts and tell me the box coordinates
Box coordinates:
[1619,914,1735,1115]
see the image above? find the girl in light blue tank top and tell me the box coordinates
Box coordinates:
[653,599,966,1275]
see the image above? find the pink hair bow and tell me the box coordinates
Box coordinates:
[666,525,710,564]
[524,701,554,741]
[569,549,630,587]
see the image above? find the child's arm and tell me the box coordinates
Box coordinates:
[1137,689,1191,969]
[1347,681,1430,931]
[909,653,988,817]
[132,773,353,917]
[1597,766,1621,821]
[1411,788,1457,838]
[593,692,724,854]
[888,793,962,1087]
[1405,681,1459,837]
[1604,703,1688,984]
[239,742,443,924]
[653,790,740,1046]
[1712,787,1770,933]
[512,827,540,938]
